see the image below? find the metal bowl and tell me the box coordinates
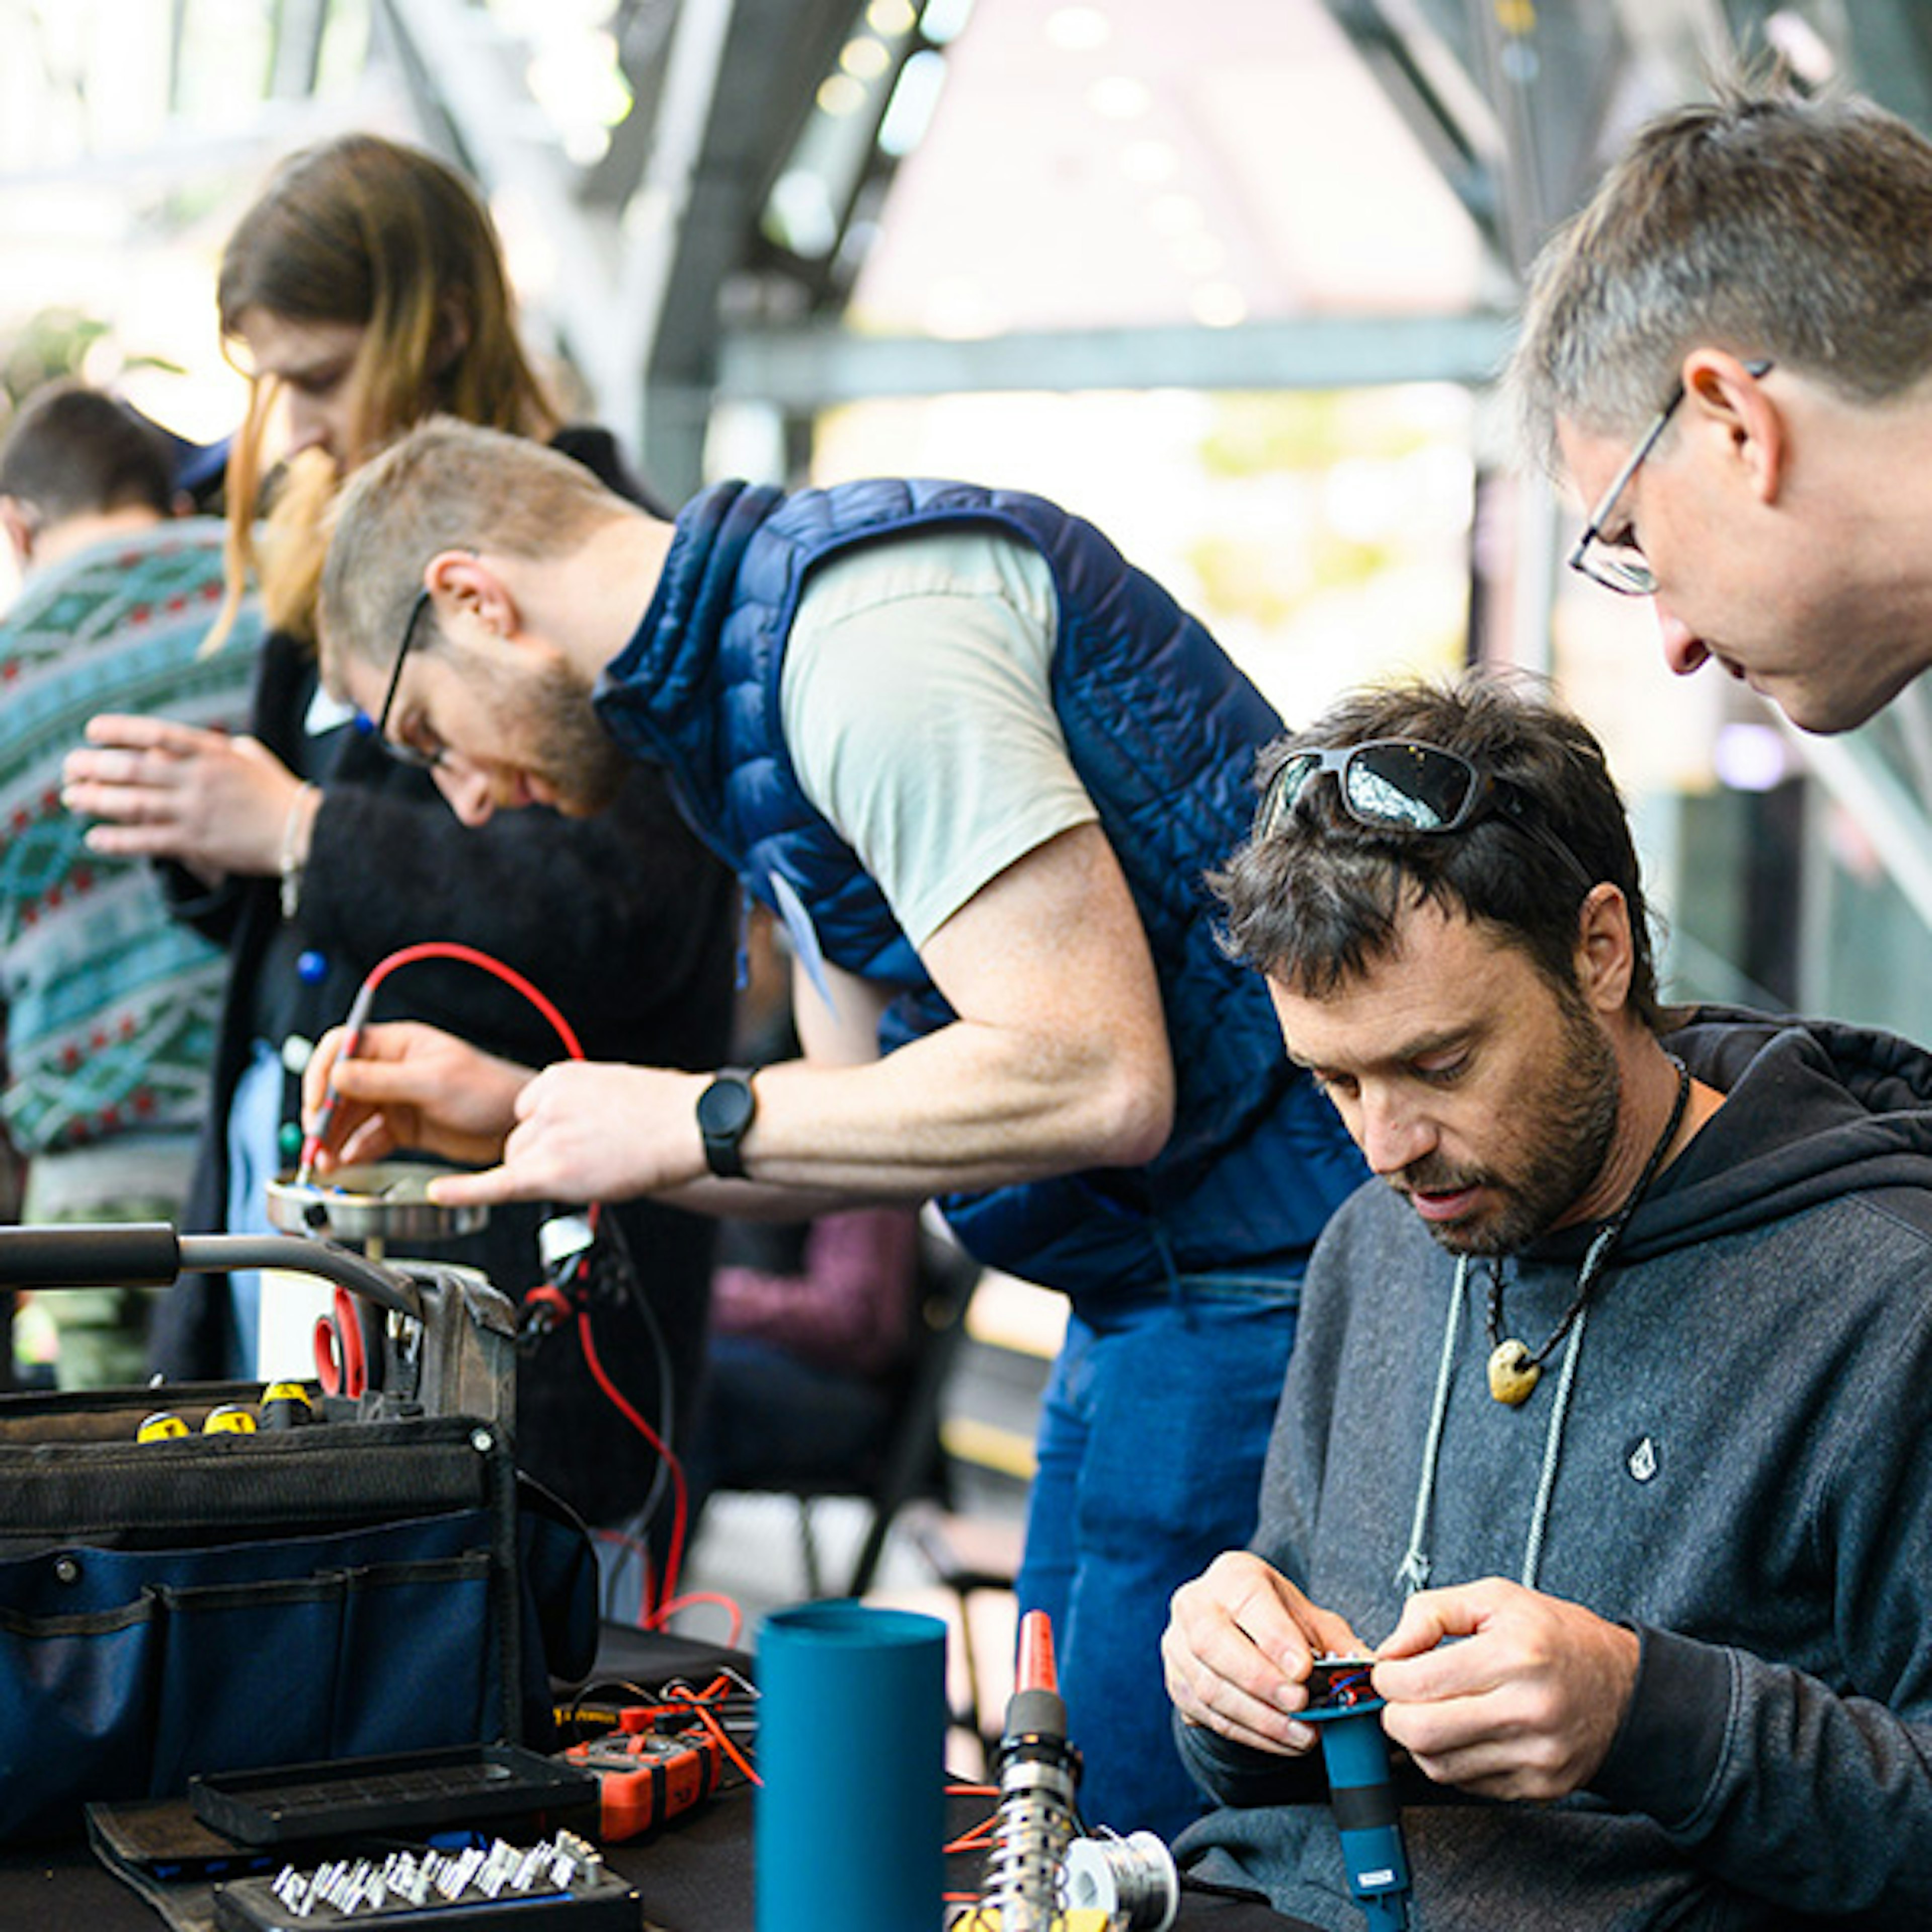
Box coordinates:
[266,1161,490,1245]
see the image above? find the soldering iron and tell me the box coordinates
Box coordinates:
[982,1610,1083,1932]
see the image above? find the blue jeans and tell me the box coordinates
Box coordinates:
[1017,1276,1300,1840]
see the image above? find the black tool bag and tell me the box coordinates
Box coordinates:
[0,1383,592,1845]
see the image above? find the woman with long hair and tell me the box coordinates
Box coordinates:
[212,131,573,642]
[63,132,734,1547]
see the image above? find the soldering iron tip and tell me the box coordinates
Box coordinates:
[1017,1609,1058,1695]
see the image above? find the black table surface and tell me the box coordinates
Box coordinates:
[0,1622,1304,1930]
[1,1807,1317,1932]
[0,1782,759,1932]
[1,1787,1309,1931]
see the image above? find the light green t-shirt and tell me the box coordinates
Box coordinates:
[779,526,1099,950]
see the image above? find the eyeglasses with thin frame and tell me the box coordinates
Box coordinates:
[1565,358,1773,595]
[1255,738,1597,894]
[363,586,443,770]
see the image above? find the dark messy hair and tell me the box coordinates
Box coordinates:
[0,380,174,522]
[1211,670,1669,1031]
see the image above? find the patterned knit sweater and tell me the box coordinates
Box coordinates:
[0,520,258,1156]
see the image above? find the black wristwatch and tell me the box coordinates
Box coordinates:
[696,1066,759,1178]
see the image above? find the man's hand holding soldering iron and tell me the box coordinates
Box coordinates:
[301,1024,826,1210]
[301,1022,534,1182]
[1162,1551,1639,1802]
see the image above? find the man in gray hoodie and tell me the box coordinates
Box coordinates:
[1163,671,1932,1929]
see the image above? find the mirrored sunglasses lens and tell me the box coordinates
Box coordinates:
[1344,745,1474,832]
[1260,752,1320,836]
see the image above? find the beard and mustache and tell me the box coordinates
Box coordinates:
[1388,988,1623,1257]
[447,639,633,818]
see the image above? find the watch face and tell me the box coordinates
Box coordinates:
[698,1074,756,1139]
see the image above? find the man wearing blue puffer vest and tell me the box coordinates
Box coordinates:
[292,415,1371,1837]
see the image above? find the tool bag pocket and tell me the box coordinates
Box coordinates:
[0,1388,540,1845]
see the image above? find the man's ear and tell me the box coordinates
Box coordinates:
[424,549,519,643]
[1575,882,1635,1016]
[1680,349,1785,505]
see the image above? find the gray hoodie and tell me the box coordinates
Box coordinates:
[1177,1009,1932,1930]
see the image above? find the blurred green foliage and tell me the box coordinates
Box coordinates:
[0,306,185,425]
[1199,390,1443,476]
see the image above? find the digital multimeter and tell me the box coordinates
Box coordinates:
[559,1729,724,1842]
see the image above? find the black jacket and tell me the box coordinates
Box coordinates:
[153,429,738,1529]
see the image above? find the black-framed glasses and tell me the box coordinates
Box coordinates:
[1255,738,1596,892]
[1566,358,1774,595]
[363,586,442,770]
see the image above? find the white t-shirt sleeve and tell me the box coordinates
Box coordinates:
[780,527,1098,950]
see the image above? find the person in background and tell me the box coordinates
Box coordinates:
[0,1106,19,1388]
[1511,78,1932,738]
[59,134,736,1549]
[0,380,258,1387]
[683,904,924,1534]
[296,416,1371,1836]
[1165,673,1932,1929]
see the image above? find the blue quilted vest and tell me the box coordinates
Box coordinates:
[594,479,1366,1303]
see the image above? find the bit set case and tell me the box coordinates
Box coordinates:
[210,1829,639,1929]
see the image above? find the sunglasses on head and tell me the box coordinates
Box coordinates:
[1255,738,1597,891]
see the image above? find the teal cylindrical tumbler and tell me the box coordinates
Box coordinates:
[755,1599,948,1932]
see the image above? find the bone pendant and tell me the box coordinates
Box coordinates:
[1487,1339,1541,1406]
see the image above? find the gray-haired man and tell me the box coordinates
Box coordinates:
[1512,80,1932,736]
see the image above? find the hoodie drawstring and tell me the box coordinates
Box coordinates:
[1395,1277,1463,1596]
[1521,1306,1587,1591]
[1395,1259,1591,1598]
[1396,1057,1689,1599]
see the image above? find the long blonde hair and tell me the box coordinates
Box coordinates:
[211,131,560,645]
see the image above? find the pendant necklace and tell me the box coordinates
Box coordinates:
[1484,1055,1691,1407]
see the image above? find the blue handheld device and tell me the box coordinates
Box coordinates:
[1301,1661,1412,1932]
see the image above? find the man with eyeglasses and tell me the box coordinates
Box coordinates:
[291,415,1370,1839]
[1510,79,1932,738]
[1162,671,1932,1928]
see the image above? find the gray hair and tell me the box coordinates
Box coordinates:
[1509,80,1932,475]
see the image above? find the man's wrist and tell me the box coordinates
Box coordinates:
[695,1066,759,1178]
[1586,1623,1727,1827]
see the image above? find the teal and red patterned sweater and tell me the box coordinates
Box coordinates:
[0,520,257,1156]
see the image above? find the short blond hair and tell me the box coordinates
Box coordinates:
[316,416,628,691]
